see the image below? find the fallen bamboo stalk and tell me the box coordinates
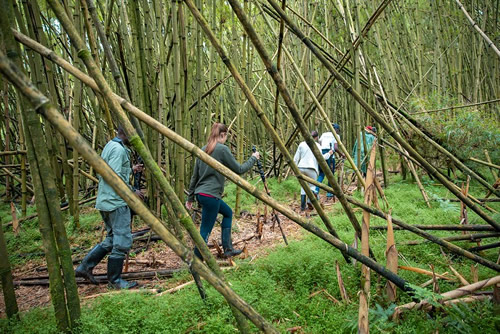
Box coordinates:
[443,294,491,306]
[2,167,34,194]
[420,272,449,288]
[0,150,27,156]
[83,288,160,300]
[469,157,500,171]
[449,265,470,286]
[371,225,496,232]
[469,242,500,252]
[15,268,181,286]
[444,198,500,203]
[157,280,195,297]
[395,275,500,315]
[398,266,455,281]
[403,232,500,245]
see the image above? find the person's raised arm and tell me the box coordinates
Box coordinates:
[221,145,257,175]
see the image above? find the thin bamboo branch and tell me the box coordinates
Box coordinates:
[470,157,500,170]
[454,0,500,59]
[414,98,500,114]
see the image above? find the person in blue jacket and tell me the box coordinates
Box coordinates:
[75,126,144,289]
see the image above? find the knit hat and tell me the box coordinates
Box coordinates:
[332,123,340,130]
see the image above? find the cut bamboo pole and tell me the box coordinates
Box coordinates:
[385,211,398,302]
[371,225,496,232]
[358,142,377,333]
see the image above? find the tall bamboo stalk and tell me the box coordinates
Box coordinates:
[0,216,19,319]
[0,2,81,330]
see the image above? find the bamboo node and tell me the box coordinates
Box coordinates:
[77,49,91,59]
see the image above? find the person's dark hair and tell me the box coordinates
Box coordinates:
[311,130,319,138]
[205,123,228,155]
[117,125,126,136]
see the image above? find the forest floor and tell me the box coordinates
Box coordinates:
[1,172,499,333]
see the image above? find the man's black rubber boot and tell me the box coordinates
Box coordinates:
[300,195,306,211]
[107,256,138,289]
[75,244,108,284]
[221,227,242,258]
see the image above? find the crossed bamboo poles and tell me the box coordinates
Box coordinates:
[10,0,498,283]
[4,19,414,334]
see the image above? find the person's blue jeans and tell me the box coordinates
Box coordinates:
[196,194,233,244]
[316,149,335,197]
[100,206,132,258]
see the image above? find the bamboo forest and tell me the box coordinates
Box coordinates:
[0,0,499,333]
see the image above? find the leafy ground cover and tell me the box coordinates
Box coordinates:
[1,174,499,333]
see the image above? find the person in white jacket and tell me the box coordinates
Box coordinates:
[293,131,333,211]
[316,123,342,199]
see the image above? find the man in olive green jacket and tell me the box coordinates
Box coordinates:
[75,127,143,289]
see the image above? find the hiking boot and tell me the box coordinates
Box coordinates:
[107,257,138,289]
[75,244,108,284]
[221,227,242,258]
[300,195,306,211]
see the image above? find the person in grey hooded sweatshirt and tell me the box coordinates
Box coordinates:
[186,122,259,258]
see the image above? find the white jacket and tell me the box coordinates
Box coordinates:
[293,141,332,174]
[319,132,338,150]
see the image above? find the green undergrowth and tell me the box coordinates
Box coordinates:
[1,176,499,333]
